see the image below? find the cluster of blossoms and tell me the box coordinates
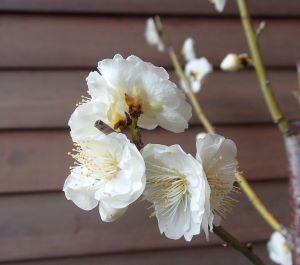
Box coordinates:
[63,54,238,241]
[145,19,213,94]
[144,3,294,265]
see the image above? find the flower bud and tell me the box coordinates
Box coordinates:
[220,53,243,72]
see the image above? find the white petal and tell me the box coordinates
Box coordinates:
[98,56,139,92]
[86,71,114,100]
[68,100,107,141]
[63,166,98,211]
[99,201,127,222]
[182,38,196,62]
[145,18,165,52]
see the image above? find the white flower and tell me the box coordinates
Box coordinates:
[220,53,243,72]
[196,133,237,221]
[63,132,146,222]
[69,55,192,141]
[98,54,192,132]
[182,38,196,62]
[183,57,213,93]
[142,144,213,241]
[145,18,165,52]
[267,232,292,265]
[210,0,226,12]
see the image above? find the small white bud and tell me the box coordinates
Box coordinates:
[220,53,243,72]
[181,38,196,62]
[145,18,165,52]
[210,0,226,13]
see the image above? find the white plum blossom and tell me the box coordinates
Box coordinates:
[182,57,213,93]
[69,54,192,141]
[210,0,226,12]
[142,144,213,241]
[267,232,292,265]
[196,133,238,221]
[145,18,165,52]
[63,132,146,222]
[182,38,196,62]
[98,54,192,132]
[220,53,243,72]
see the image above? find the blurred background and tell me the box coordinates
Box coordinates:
[1,0,300,264]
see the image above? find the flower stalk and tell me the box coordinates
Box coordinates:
[236,0,300,262]
[153,15,282,234]
[213,226,267,265]
[235,172,281,232]
[154,16,215,134]
[129,117,143,150]
[236,0,290,134]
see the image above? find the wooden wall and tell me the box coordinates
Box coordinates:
[1,1,299,264]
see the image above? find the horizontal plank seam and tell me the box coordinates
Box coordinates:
[0,179,288,197]
[0,66,296,72]
[0,65,297,72]
[0,122,281,132]
[0,240,269,265]
[0,11,300,19]
[0,122,288,133]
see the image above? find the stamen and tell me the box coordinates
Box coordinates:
[145,163,188,218]
[69,141,119,184]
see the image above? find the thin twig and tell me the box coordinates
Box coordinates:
[236,0,290,134]
[129,117,143,150]
[213,226,267,265]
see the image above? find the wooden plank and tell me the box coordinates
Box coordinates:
[0,126,287,193]
[0,70,298,129]
[0,0,299,16]
[0,16,299,68]
[6,243,272,265]
[0,181,288,262]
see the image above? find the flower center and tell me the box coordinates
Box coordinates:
[145,163,188,217]
[99,153,120,181]
[70,142,119,183]
[190,69,202,81]
[126,87,163,118]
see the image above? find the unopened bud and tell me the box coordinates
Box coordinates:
[220,53,244,72]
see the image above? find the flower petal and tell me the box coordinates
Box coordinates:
[68,100,107,141]
[63,166,98,211]
[99,201,128,222]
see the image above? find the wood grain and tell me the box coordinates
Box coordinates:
[6,243,272,265]
[0,70,298,129]
[0,181,288,262]
[0,16,299,68]
[0,126,286,193]
[0,0,299,16]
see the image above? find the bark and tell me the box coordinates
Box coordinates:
[285,121,300,264]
